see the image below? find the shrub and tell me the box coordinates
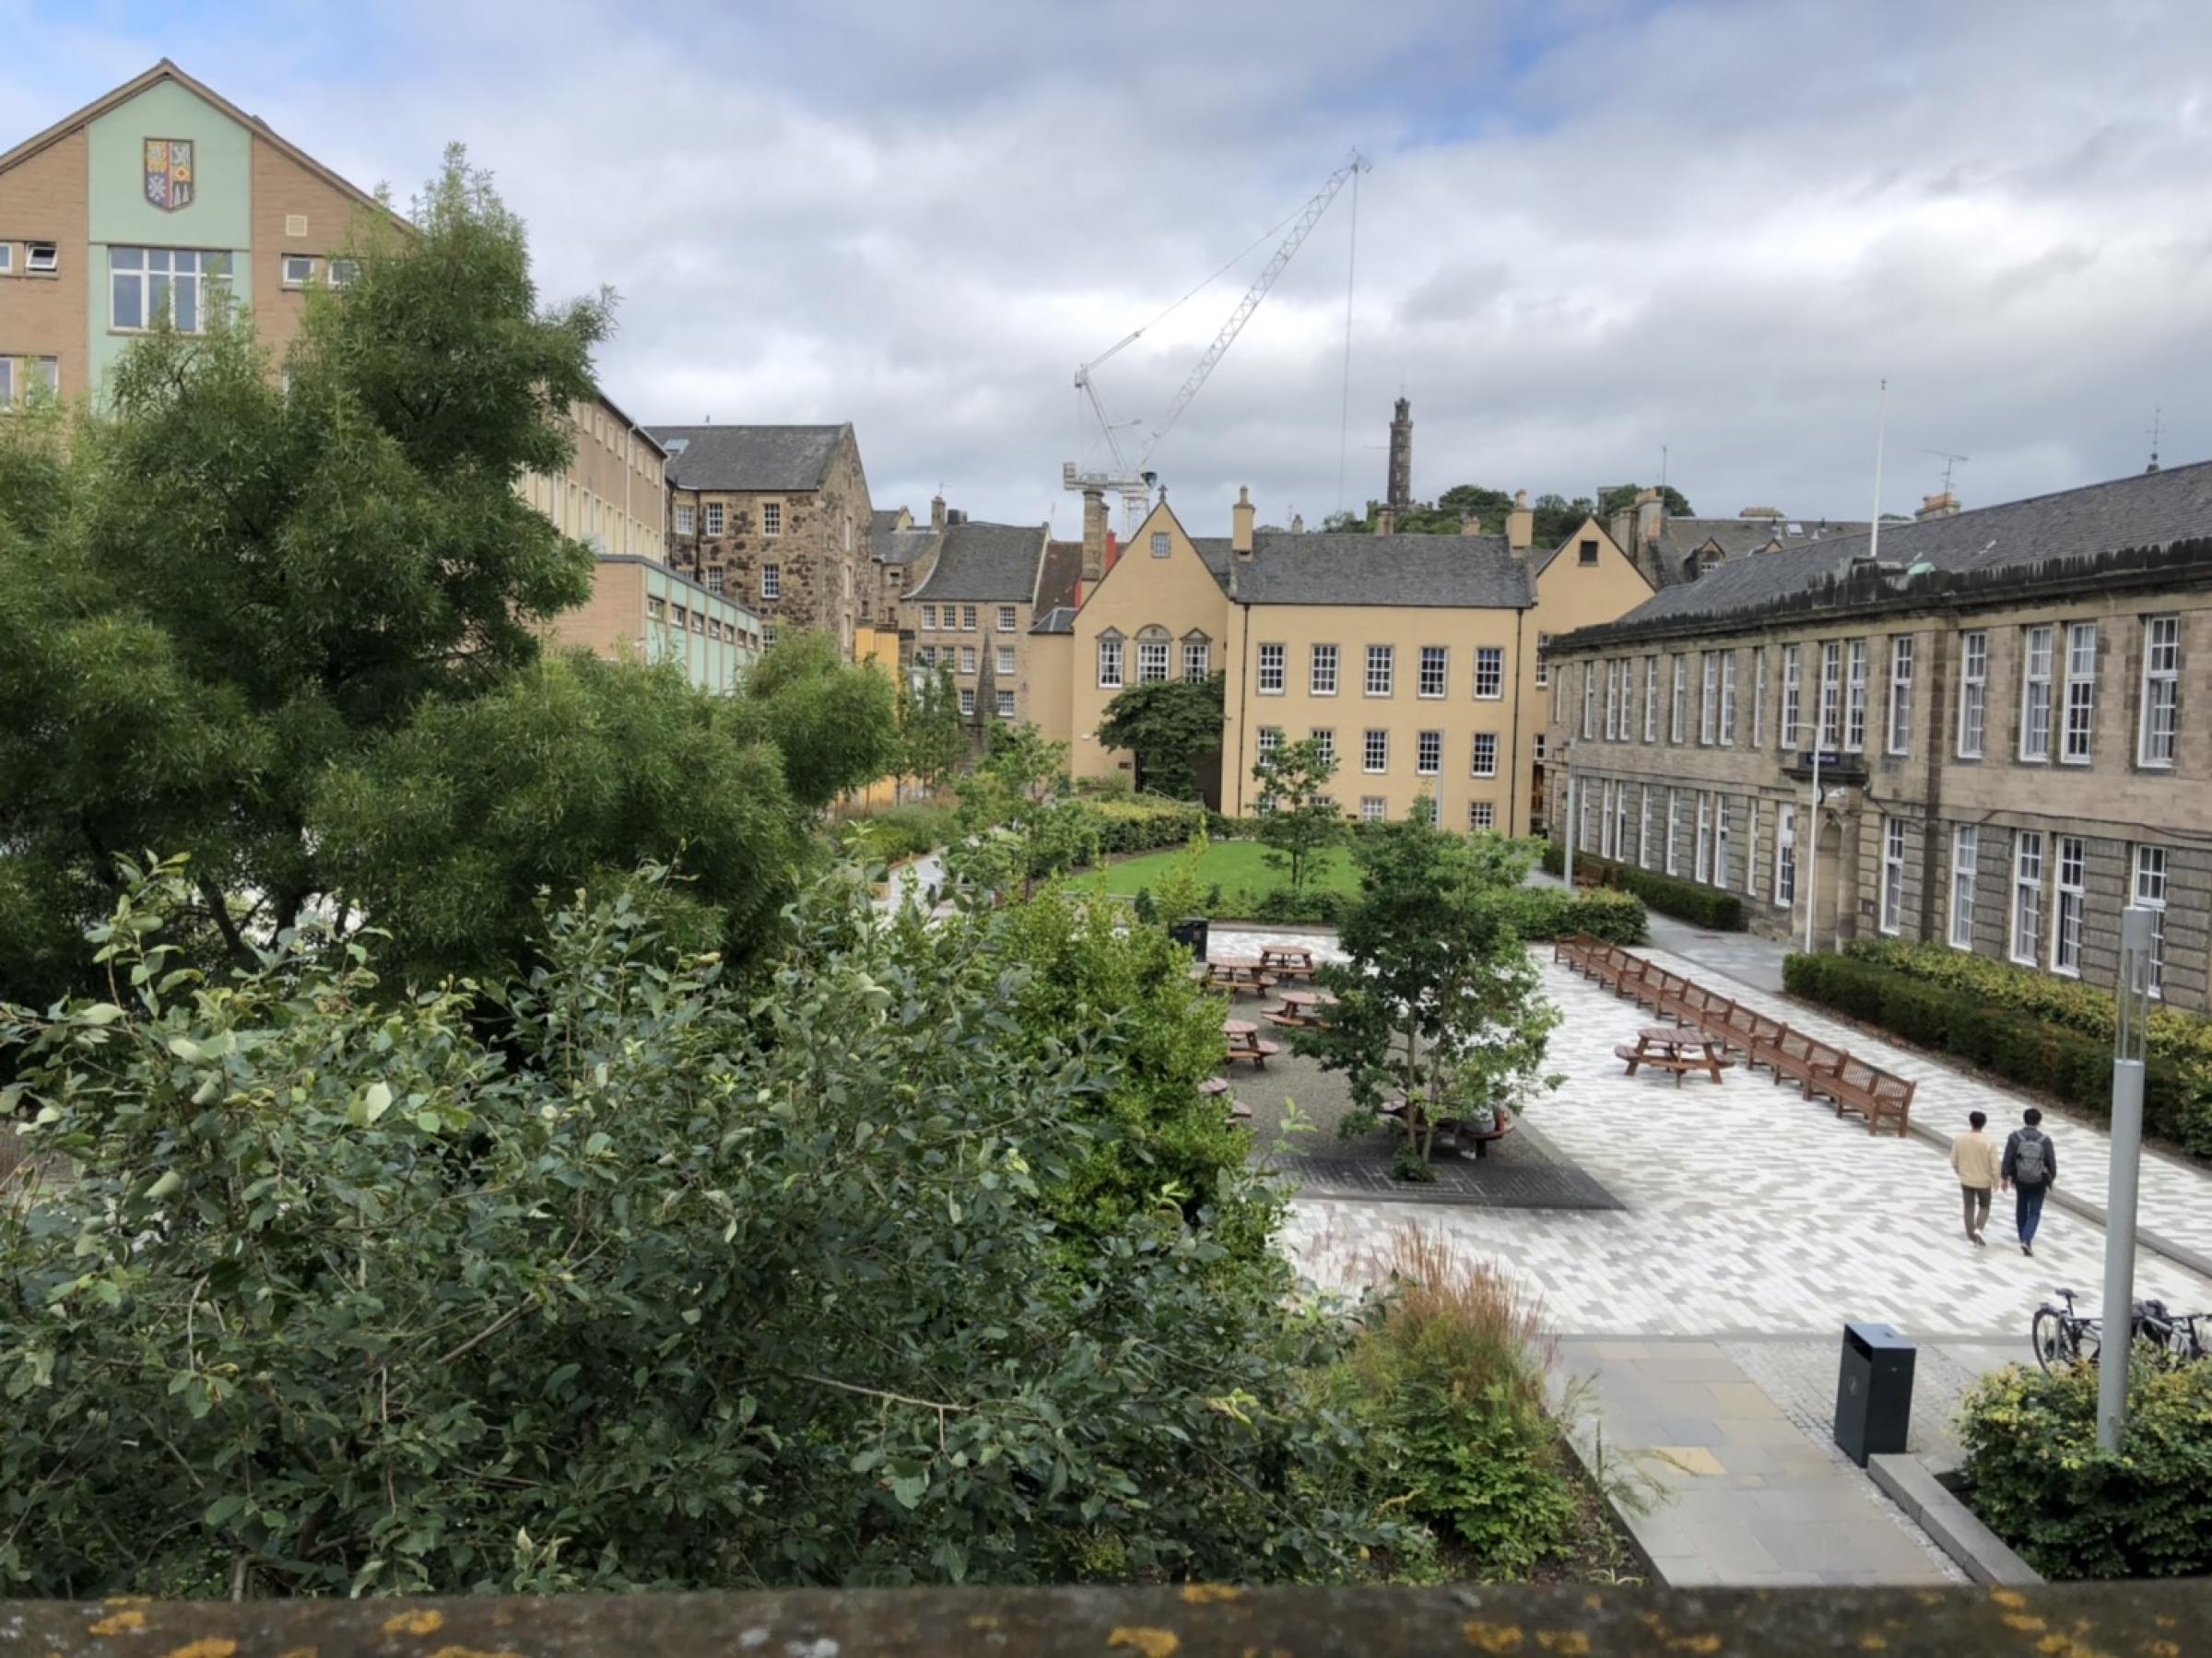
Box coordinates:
[1206,812,1262,841]
[1476,885,1647,946]
[1783,950,2206,1152]
[1253,885,1347,925]
[1537,845,1741,930]
[1960,1358,2212,1579]
[846,801,957,864]
[1074,794,1206,857]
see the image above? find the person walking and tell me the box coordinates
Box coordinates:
[1950,1109,2001,1246]
[2002,1107,2058,1257]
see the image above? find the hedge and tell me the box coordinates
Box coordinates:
[842,802,958,864]
[1783,950,2210,1156]
[1477,885,1647,946]
[1537,842,1742,931]
[1076,794,1208,857]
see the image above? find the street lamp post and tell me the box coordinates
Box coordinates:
[2098,904,2157,1452]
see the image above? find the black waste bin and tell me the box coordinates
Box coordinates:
[1833,1321,1915,1467]
[1167,917,1210,961]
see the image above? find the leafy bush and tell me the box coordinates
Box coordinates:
[1131,887,1159,923]
[1960,1357,2212,1579]
[1475,885,1647,946]
[1253,885,1347,925]
[1783,950,2206,1153]
[1332,1232,1577,1575]
[1076,794,1206,856]
[1538,845,1742,930]
[846,802,958,864]
[1206,812,1262,841]
[0,859,1414,1595]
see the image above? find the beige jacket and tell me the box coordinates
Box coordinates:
[1951,1131,2003,1190]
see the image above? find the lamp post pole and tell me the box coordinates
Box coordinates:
[2098,905,2156,1452]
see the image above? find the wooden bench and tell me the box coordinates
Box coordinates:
[1827,1058,1916,1136]
[1224,1041,1281,1068]
[1760,1029,1849,1099]
[1653,972,1704,1024]
[1713,1003,1784,1065]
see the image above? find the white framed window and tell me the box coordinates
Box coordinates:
[1581,662,1596,737]
[1417,729,1442,776]
[1604,659,1620,740]
[916,645,935,668]
[959,688,976,716]
[1257,725,1282,758]
[2010,830,2044,965]
[1752,647,1769,748]
[2134,846,2168,998]
[1700,653,1719,745]
[1670,653,1688,743]
[995,688,1016,718]
[1642,656,1659,742]
[1474,647,1504,700]
[1600,781,1618,858]
[1469,801,1496,830]
[2062,622,2097,763]
[1818,641,1841,748]
[1845,639,1869,751]
[1775,805,1797,907]
[762,623,777,649]
[1470,733,1498,777]
[1360,795,1386,822]
[674,502,696,536]
[27,241,59,274]
[2139,616,2179,768]
[1182,638,1209,680]
[1781,644,1802,749]
[1950,826,1979,949]
[1713,794,1731,887]
[1096,634,1124,688]
[1310,643,1339,696]
[996,645,1015,676]
[922,604,937,630]
[1614,781,1630,856]
[2019,625,2053,760]
[1880,817,1906,935]
[1418,645,1448,699]
[1745,799,1760,897]
[1958,630,1987,757]
[762,501,782,537]
[1366,644,1394,697]
[1533,733,1547,762]
[281,253,316,287]
[326,258,359,289]
[2052,834,2086,975]
[704,567,724,594]
[1312,728,1335,767]
[1666,786,1681,876]
[1694,793,1712,883]
[1535,634,1552,688]
[1887,636,1914,755]
[998,605,1017,632]
[1137,636,1169,683]
[1720,651,1737,747]
[1150,531,1171,558]
[1257,642,1286,694]
[1362,729,1389,773]
[761,562,781,600]
[1621,656,1637,740]
[1640,784,1655,870]
[704,502,725,536]
[962,606,978,631]
[110,247,232,333]
[959,646,977,676]
[0,243,12,274]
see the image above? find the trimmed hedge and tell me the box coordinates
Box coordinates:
[1783,950,2209,1155]
[1251,886,1347,925]
[1478,885,1647,946]
[1077,794,1207,856]
[1538,842,1742,931]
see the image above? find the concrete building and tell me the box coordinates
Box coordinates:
[1548,461,2212,1012]
[652,423,875,660]
[550,556,763,696]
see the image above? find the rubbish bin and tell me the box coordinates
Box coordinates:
[1833,1321,1915,1467]
[1167,917,1210,961]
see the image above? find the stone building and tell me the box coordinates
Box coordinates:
[869,503,939,629]
[901,518,1055,727]
[652,423,874,658]
[1548,461,2212,1012]
[1606,489,1868,590]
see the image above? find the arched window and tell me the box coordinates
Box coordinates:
[1135,626,1171,684]
[1096,629,1125,688]
[1181,631,1211,681]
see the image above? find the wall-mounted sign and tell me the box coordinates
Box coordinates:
[144,139,194,211]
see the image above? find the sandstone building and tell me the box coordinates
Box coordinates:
[1547,462,2212,1012]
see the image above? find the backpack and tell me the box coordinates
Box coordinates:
[2014,1131,2049,1187]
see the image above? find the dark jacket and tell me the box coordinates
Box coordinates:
[2003,1127,2056,1187]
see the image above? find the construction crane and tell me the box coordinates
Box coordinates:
[1065,152,1370,531]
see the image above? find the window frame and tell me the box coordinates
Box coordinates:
[997,604,1017,632]
[1775,805,1797,908]
[280,253,317,288]
[1256,641,1286,695]
[1880,817,1906,935]
[995,644,1015,676]
[994,688,1016,719]
[1720,651,1737,747]
[1958,629,1987,757]
[1470,733,1498,778]
[703,501,725,537]
[1581,662,1596,738]
[1136,635,1170,684]
[1950,826,1979,949]
[1818,640,1842,749]
[760,562,781,601]
[2019,625,2053,761]
[1468,800,1496,830]
[1670,654,1688,744]
[1844,638,1869,752]
[761,500,783,538]
[1418,644,1448,700]
[1365,643,1394,698]
[26,241,59,274]
[2134,845,2168,998]
[1361,728,1389,774]
[1474,647,1504,700]
[2138,616,2180,769]
[1603,658,1620,740]
[1096,633,1124,688]
[1309,642,1339,696]
[109,246,233,335]
[2052,834,2086,976]
[674,502,696,536]
[962,605,978,631]
[2061,621,2097,765]
[1149,531,1171,559]
[1360,795,1386,823]
[1182,637,1209,681]
[2010,830,2044,966]
[1781,644,1802,749]
[1665,786,1681,876]
[1887,635,1914,756]
[1416,728,1442,777]
[1700,653,1719,746]
[1535,634,1551,688]
[1694,792,1712,883]
[1752,646,1769,747]
[959,645,977,676]
[959,688,976,717]
[1643,656,1659,743]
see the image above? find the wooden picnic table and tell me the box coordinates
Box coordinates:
[1617,1026,1727,1087]
[1264,988,1337,1030]
[1221,1017,1280,1069]
[1259,945,1315,977]
[1206,956,1277,994]
[1379,1095,1516,1158]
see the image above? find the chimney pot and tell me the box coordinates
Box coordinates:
[1505,488,1534,554]
[1231,485,1255,557]
[1374,505,1395,535]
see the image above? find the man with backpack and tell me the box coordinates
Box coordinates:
[2002,1107,2058,1257]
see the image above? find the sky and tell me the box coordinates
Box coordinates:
[9,0,2212,538]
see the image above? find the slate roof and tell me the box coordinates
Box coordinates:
[1574,460,2212,644]
[904,521,1048,602]
[871,507,911,539]
[1186,531,1534,609]
[1035,540,1084,613]
[1030,606,1077,636]
[1645,515,1868,586]
[646,424,847,492]
[876,528,938,568]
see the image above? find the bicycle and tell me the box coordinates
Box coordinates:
[2031,1288,2210,1373]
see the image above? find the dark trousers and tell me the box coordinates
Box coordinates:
[2016,1182,2050,1245]
[1960,1184,1991,1238]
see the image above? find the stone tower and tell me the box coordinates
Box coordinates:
[1386,397,1413,516]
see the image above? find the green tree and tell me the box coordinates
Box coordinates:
[1252,736,1342,893]
[1437,484,1512,530]
[736,629,900,811]
[0,859,1418,1594]
[947,723,1093,900]
[898,662,970,795]
[1597,483,1694,520]
[1296,818,1559,1177]
[1095,673,1225,799]
[1529,492,1598,547]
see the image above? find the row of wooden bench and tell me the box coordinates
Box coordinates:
[1554,935,1917,1136]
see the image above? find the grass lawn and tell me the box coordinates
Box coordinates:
[1071,840,1359,913]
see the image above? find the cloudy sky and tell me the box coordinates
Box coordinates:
[11,0,2212,535]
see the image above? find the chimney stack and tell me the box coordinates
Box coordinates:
[931,493,947,533]
[1505,488,1533,554]
[1231,485,1254,557]
[1633,487,1665,549]
[1290,512,1305,534]
[1375,505,1395,535]
[1915,491,1961,521]
[1080,488,1107,582]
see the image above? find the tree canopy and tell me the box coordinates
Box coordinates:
[1095,673,1225,800]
